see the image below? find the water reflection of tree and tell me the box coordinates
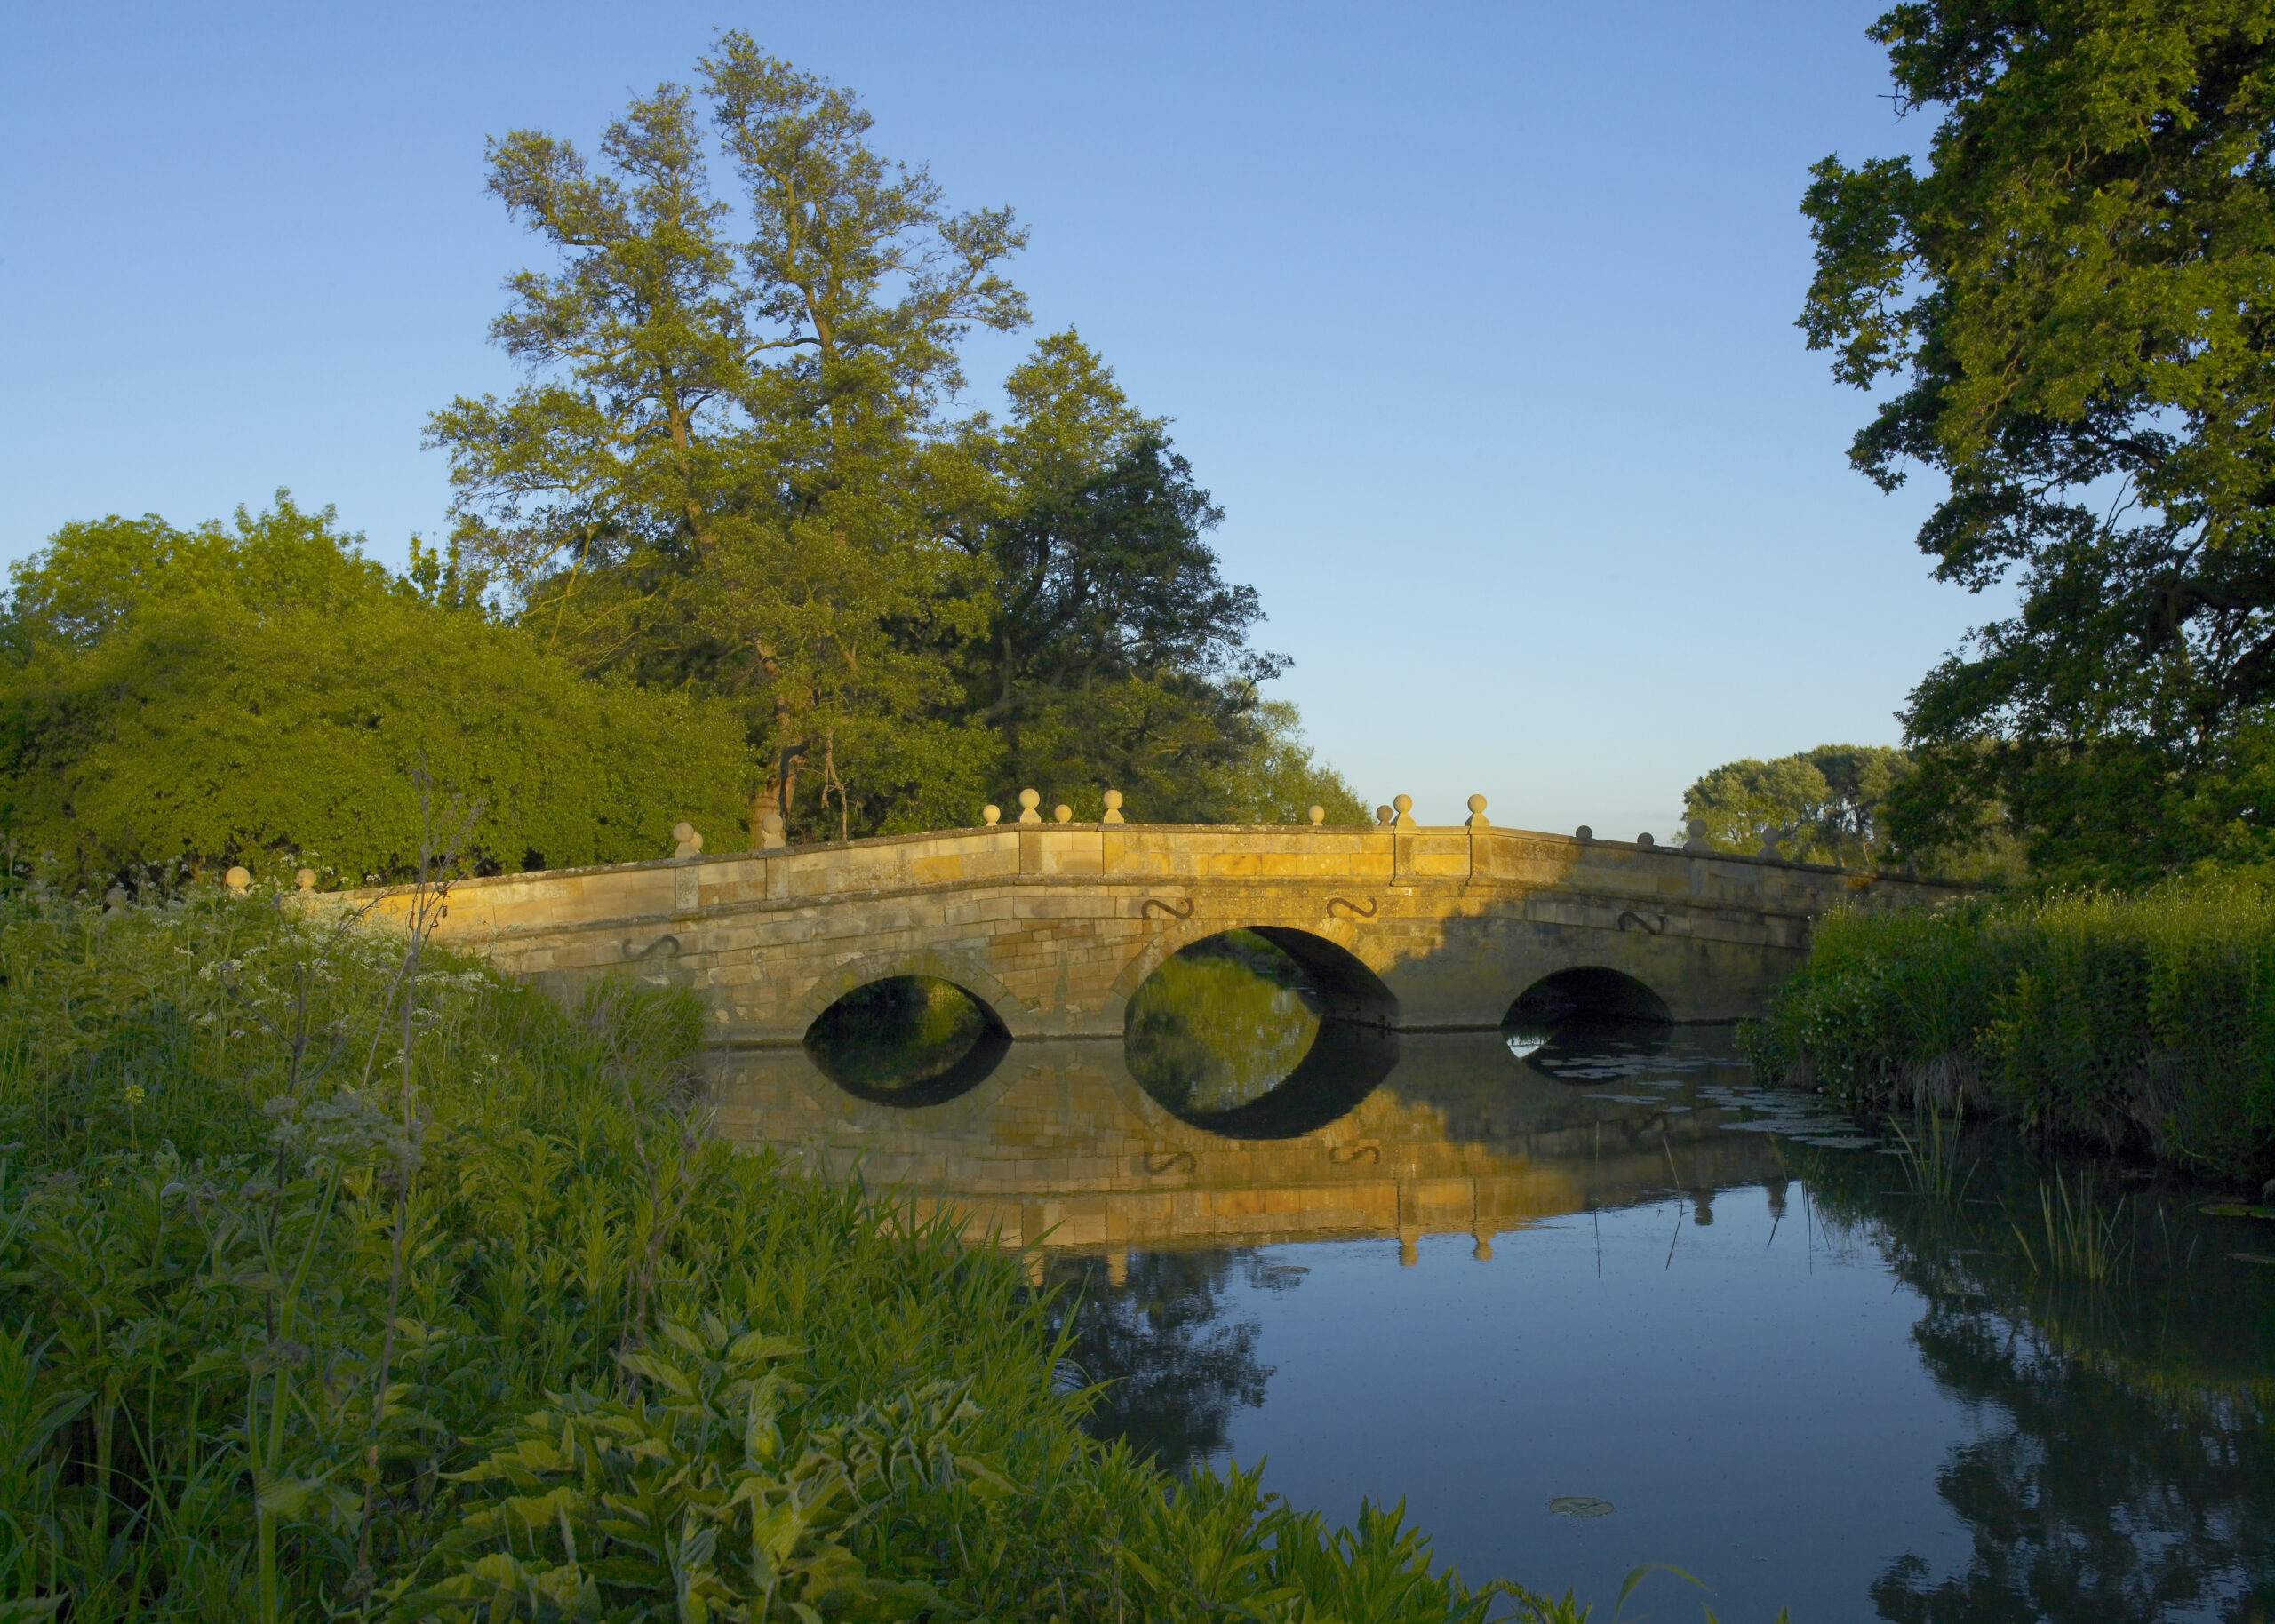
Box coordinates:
[1124,933,1320,1115]
[1048,1249,1297,1475]
[1798,1144,2275,1623]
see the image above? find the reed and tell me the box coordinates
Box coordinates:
[2015,1173,2132,1283]
[1744,875,2275,1180]
[1888,1111,1979,1206]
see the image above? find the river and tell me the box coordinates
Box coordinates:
[713,933,2275,1622]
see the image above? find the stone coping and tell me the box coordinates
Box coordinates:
[324,820,1973,904]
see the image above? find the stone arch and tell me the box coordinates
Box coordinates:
[1503,964,1672,1025]
[1110,913,1399,1024]
[793,948,1032,1040]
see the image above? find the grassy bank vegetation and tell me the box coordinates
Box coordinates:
[0,879,1540,1621]
[1744,878,2275,1182]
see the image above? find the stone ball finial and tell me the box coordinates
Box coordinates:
[673,823,703,858]
[759,808,787,849]
[1636,832,1656,849]
[1102,789,1125,825]
[1018,788,1042,824]
[224,865,251,894]
[1465,793,1489,828]
[295,868,316,893]
[104,884,127,910]
[1376,805,1394,827]
[1392,793,1417,829]
[1687,818,1707,838]
[1053,803,1073,824]
[983,804,1002,826]
[1308,804,1325,826]
[1575,824,1593,842]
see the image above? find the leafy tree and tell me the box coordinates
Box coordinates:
[1684,744,1915,865]
[944,331,1337,821]
[1802,3,2275,881]
[1201,701,1371,826]
[0,497,753,880]
[429,34,1022,842]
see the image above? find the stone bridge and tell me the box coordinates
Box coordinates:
[347,805,1960,1041]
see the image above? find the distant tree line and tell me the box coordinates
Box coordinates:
[1682,743,2024,880]
[0,36,1365,882]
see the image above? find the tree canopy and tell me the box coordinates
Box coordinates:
[1683,744,1915,866]
[0,497,752,880]
[428,38,1352,840]
[1802,1,2275,882]
[943,332,1305,820]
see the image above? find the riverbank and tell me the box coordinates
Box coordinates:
[0,886,1524,1622]
[1744,876,2275,1182]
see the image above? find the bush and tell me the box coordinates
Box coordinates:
[0,880,1525,1620]
[0,497,755,881]
[1744,877,2275,1179]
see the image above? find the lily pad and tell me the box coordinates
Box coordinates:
[2228,1252,2275,1267]
[2201,1204,2275,1222]
[1548,1496,1616,1518]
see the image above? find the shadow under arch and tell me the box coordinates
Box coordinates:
[803,975,1013,1108]
[1502,966,1679,1085]
[1504,965,1672,1026]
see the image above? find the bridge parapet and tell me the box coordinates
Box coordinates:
[335,821,1964,1041]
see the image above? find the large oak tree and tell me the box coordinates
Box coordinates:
[1804,1,2275,880]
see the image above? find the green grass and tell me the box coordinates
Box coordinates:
[0,880,1559,1621]
[1744,876,2275,1181]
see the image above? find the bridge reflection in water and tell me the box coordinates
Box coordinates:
[708,1017,1823,1266]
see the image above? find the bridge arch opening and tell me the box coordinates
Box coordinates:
[803,975,1011,1107]
[1123,929,1397,1139]
[1502,967,1675,1080]
[1505,967,1672,1029]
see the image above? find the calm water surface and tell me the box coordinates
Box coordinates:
[714,943,2275,1623]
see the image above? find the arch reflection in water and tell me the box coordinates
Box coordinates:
[1123,929,1396,1137]
[802,975,1010,1106]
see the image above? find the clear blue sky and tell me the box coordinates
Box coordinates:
[0,1,1982,838]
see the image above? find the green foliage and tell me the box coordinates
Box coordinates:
[0,882,1522,1620]
[1801,5,2275,880]
[943,332,1330,823]
[434,48,1352,843]
[0,497,754,881]
[1744,878,2275,1178]
[1203,700,1372,827]
[1683,744,1915,866]
[428,37,1018,843]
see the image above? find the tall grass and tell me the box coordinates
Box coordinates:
[1744,877,2275,1180]
[2014,1173,2133,1283]
[0,880,1547,1620]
